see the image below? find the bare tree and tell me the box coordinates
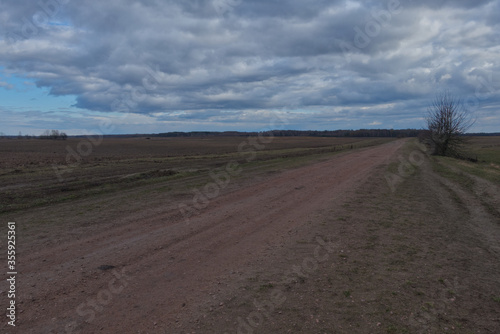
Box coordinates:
[426,91,475,157]
[39,129,68,140]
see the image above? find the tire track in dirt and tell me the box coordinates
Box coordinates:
[13,140,405,333]
[431,166,500,257]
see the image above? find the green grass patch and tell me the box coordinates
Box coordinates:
[438,137,500,185]
[259,283,274,291]
[431,157,475,191]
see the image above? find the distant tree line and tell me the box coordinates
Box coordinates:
[0,132,38,139]
[262,129,422,138]
[157,131,251,137]
[39,129,68,140]
[3,128,495,141]
[156,129,423,138]
[466,132,500,136]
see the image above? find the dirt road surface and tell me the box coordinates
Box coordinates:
[6,140,407,333]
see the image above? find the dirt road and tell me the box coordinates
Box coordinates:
[6,139,406,333]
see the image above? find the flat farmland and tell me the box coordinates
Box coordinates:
[0,136,391,213]
[0,136,389,168]
[1,136,499,334]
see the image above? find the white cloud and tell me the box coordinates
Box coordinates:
[0,0,499,133]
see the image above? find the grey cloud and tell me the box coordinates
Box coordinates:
[0,0,499,132]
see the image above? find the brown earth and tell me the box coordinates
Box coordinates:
[2,139,500,334]
[0,136,389,214]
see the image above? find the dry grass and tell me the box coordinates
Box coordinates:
[0,136,393,213]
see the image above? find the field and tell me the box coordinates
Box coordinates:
[437,136,500,185]
[1,136,499,333]
[0,136,390,214]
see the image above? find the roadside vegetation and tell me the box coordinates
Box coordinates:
[431,136,500,185]
[425,91,475,159]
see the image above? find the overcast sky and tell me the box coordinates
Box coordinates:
[0,0,499,135]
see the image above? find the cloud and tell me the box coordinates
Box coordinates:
[0,80,13,90]
[0,0,499,133]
